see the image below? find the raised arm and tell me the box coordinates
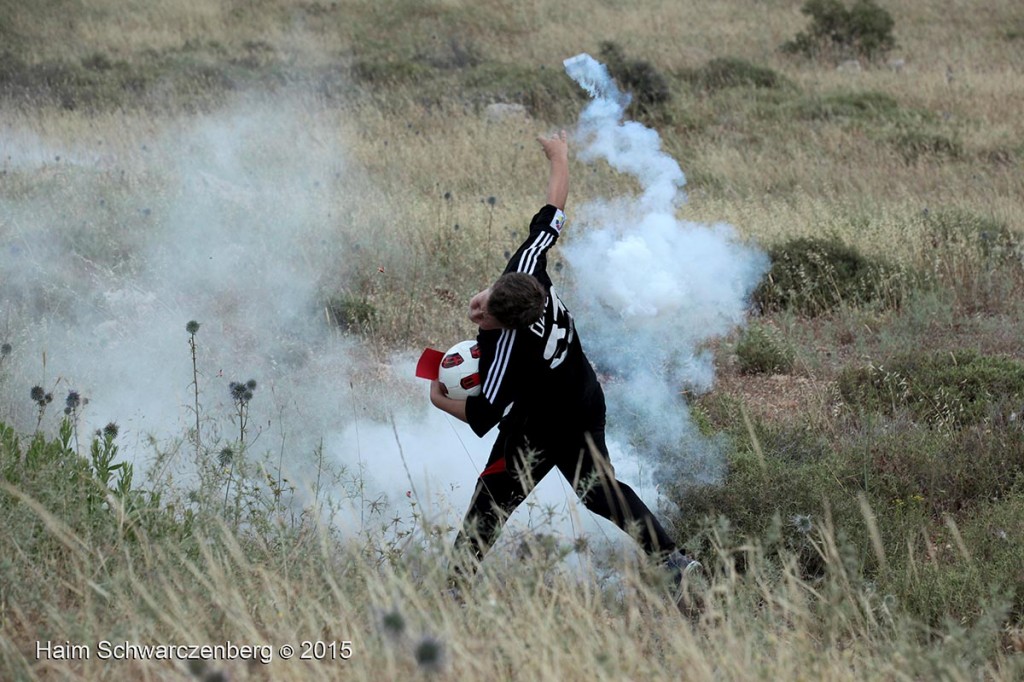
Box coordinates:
[537,130,569,210]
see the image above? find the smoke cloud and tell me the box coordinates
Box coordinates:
[0,93,608,554]
[562,54,769,490]
[2,95,376,491]
[0,56,767,564]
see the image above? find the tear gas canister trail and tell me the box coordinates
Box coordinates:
[562,53,770,490]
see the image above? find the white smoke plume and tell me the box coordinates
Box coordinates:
[0,58,766,564]
[0,93,623,557]
[563,54,770,490]
[0,95,417,508]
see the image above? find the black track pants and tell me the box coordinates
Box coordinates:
[451,424,677,577]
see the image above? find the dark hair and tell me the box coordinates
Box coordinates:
[488,272,546,328]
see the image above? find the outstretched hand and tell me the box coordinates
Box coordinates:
[537,130,569,162]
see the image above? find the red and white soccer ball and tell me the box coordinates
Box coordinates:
[438,340,481,400]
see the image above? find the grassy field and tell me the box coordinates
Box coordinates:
[2,0,1024,679]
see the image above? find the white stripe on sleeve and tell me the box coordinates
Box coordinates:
[516,233,554,275]
[483,329,516,403]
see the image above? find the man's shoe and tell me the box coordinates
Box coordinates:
[665,551,706,616]
[665,551,703,582]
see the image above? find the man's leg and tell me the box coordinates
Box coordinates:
[555,428,677,556]
[450,429,556,580]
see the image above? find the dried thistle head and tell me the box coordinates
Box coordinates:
[186,320,200,334]
[790,514,814,535]
[229,382,246,401]
[380,608,406,639]
[414,636,444,674]
[230,379,257,404]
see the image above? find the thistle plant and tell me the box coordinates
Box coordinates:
[223,379,256,524]
[88,422,133,515]
[30,385,54,433]
[186,320,201,456]
[485,194,497,255]
[229,379,257,448]
[219,445,236,519]
[413,635,444,675]
[380,608,406,641]
[63,390,87,453]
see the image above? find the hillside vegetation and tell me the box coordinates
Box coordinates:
[1,0,1023,679]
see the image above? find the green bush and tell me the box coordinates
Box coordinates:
[753,236,904,316]
[0,48,248,111]
[351,58,432,85]
[325,293,377,333]
[681,57,788,92]
[889,129,962,164]
[882,488,1024,629]
[842,417,1024,519]
[735,324,795,374]
[462,61,584,121]
[782,0,896,62]
[598,41,671,115]
[0,419,191,551]
[923,208,1021,265]
[793,90,901,121]
[837,350,1024,428]
[666,423,866,578]
[666,405,1024,625]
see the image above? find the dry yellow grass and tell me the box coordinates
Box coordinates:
[3,497,1019,682]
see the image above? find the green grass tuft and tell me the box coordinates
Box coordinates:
[754,236,905,316]
[889,128,963,164]
[735,324,795,375]
[792,90,901,121]
[681,57,790,93]
[838,350,1024,427]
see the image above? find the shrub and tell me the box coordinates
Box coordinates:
[0,48,247,111]
[1,419,191,549]
[81,52,114,71]
[665,424,863,577]
[667,403,1024,625]
[888,129,962,164]
[838,350,1024,428]
[782,0,896,62]
[598,41,671,115]
[753,236,903,316]
[923,209,1021,265]
[735,324,795,374]
[351,58,432,85]
[793,90,900,121]
[416,36,483,70]
[0,50,28,89]
[463,61,583,121]
[681,57,788,92]
[325,293,377,333]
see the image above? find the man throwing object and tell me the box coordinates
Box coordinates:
[430,130,700,592]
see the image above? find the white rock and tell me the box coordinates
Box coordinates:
[484,102,529,122]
